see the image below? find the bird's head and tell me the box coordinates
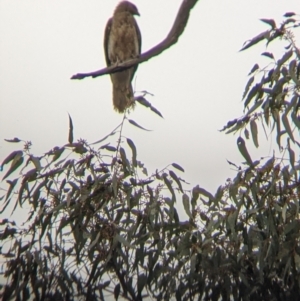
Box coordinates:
[115,1,140,16]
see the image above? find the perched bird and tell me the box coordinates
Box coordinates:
[104,1,141,113]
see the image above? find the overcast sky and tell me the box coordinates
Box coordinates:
[1,0,299,198]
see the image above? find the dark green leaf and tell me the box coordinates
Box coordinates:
[260,18,276,28]
[135,96,151,107]
[57,217,73,237]
[135,96,164,118]
[282,113,294,142]
[41,167,65,179]
[68,114,73,144]
[163,174,176,202]
[244,128,249,139]
[287,139,295,169]
[237,137,253,166]
[0,219,9,225]
[128,119,151,131]
[284,12,296,17]
[250,120,259,147]
[285,95,298,114]
[285,44,292,50]
[289,59,299,84]
[291,110,300,129]
[172,163,185,172]
[284,18,296,25]
[52,147,65,162]
[214,185,224,206]
[116,234,133,248]
[100,144,117,152]
[193,185,214,200]
[137,273,147,297]
[225,119,245,134]
[2,150,23,167]
[30,155,42,171]
[114,283,120,300]
[281,66,289,77]
[17,181,28,210]
[150,106,163,118]
[248,64,259,75]
[53,159,66,169]
[182,194,192,219]
[91,130,117,145]
[5,179,18,201]
[221,119,237,132]
[226,160,239,169]
[98,173,111,182]
[273,110,281,149]
[277,49,293,68]
[68,181,79,191]
[4,138,21,143]
[169,170,183,193]
[240,30,269,51]
[191,186,200,204]
[246,99,264,117]
[244,84,261,107]
[259,157,274,175]
[2,153,24,180]
[120,147,130,174]
[261,52,274,59]
[23,168,38,182]
[264,102,270,126]
[127,138,137,167]
[242,76,254,99]
[173,208,179,223]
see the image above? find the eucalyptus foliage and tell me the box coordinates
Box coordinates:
[1,13,300,301]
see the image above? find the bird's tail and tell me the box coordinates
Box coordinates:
[112,84,135,113]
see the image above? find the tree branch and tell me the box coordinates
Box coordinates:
[71,0,199,80]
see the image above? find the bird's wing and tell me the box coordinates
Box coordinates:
[135,18,142,55]
[104,17,113,66]
[131,18,142,81]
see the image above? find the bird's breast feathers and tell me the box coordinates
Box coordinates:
[108,13,140,63]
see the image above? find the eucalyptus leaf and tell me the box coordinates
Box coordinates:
[250,120,259,147]
[240,30,269,51]
[128,119,151,131]
[68,114,74,144]
[182,194,192,219]
[237,137,253,166]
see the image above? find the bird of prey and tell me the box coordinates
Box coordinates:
[104,1,141,113]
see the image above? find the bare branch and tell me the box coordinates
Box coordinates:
[71,0,199,80]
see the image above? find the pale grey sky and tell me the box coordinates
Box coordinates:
[1,0,299,196]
